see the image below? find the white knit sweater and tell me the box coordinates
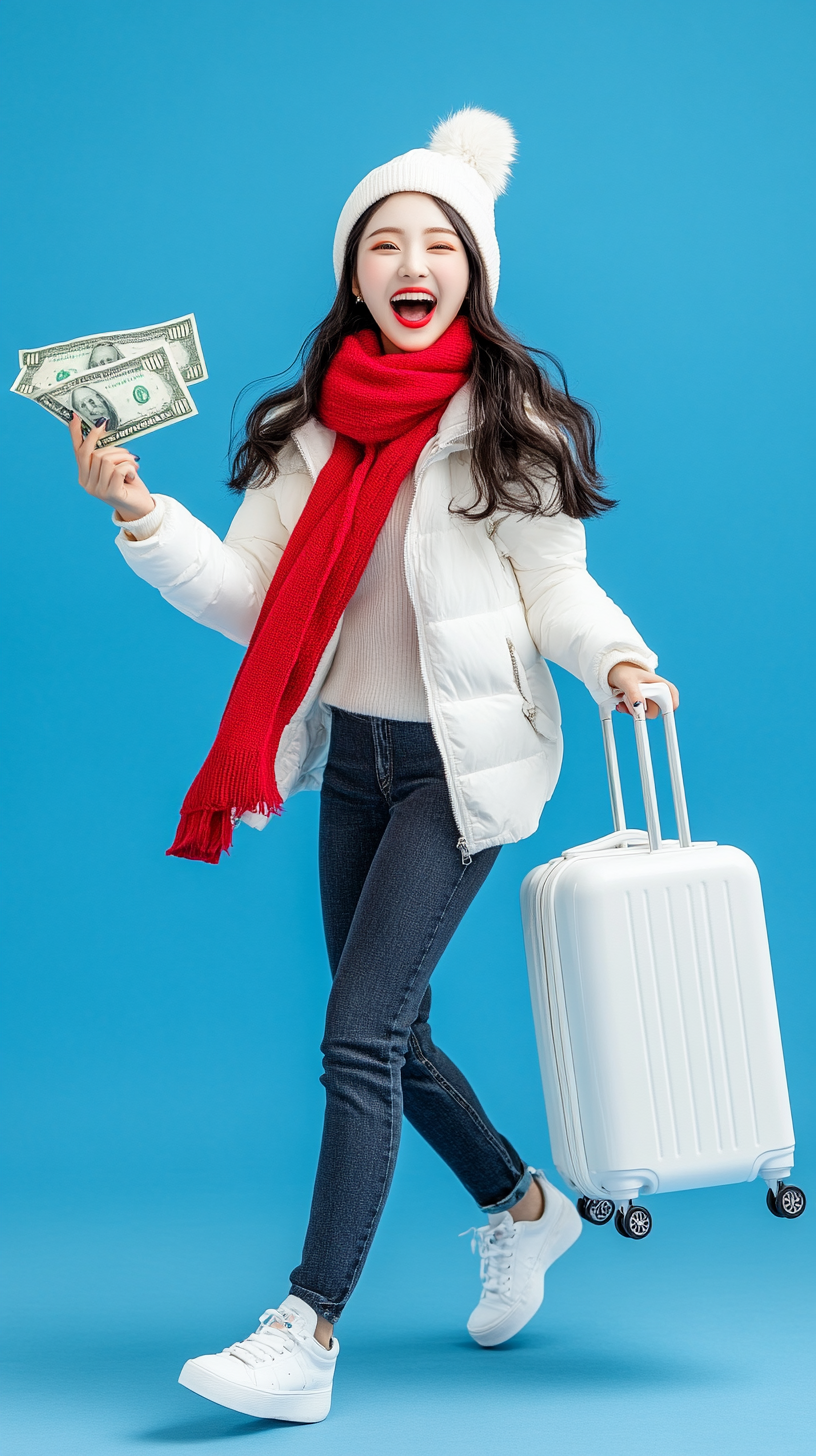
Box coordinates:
[320,474,429,721]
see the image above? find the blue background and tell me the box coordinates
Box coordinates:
[1,1,814,1451]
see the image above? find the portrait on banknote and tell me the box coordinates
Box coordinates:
[87,343,125,369]
[71,384,119,431]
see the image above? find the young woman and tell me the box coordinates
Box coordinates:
[69,108,677,1424]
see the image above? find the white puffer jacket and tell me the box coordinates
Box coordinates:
[116,386,656,856]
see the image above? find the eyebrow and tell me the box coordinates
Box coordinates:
[365,226,458,238]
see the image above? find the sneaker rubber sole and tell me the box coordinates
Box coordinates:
[178,1360,333,1422]
[468,1193,582,1348]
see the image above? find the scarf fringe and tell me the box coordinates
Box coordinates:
[166,793,285,864]
[166,744,284,864]
[167,807,236,865]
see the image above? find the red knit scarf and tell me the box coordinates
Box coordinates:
[167,317,473,864]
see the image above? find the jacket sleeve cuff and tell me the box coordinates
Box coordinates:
[239,810,270,831]
[113,497,165,541]
[594,645,659,701]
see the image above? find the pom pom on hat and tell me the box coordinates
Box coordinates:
[428,107,517,199]
[332,107,517,303]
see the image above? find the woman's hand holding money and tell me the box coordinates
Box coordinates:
[69,413,155,522]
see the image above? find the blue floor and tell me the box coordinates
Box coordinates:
[3,1148,814,1455]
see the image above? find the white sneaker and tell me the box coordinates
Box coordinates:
[466,1170,582,1347]
[178,1295,339,1423]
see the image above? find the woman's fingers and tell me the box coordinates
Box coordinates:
[87,448,112,493]
[626,690,658,719]
[88,450,117,495]
[640,676,680,716]
[76,418,110,482]
[94,452,139,497]
[613,675,679,719]
[78,417,109,456]
[76,423,138,477]
[70,413,149,514]
[89,447,140,479]
[80,440,140,496]
[112,461,138,488]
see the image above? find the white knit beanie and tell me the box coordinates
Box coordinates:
[333,108,517,305]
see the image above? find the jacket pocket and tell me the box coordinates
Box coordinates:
[506,638,543,733]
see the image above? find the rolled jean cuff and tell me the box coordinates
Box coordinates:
[288,1283,340,1326]
[479,1163,533,1215]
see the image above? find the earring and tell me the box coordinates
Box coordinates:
[355,294,364,305]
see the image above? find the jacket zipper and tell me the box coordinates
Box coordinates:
[404,430,474,865]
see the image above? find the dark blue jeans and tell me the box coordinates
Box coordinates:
[288,708,531,1324]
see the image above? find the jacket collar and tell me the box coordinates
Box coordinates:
[291,382,473,485]
[435,381,472,442]
[290,416,334,482]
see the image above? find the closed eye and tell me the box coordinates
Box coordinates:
[369,241,458,253]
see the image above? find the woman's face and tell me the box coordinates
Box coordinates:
[354,192,470,353]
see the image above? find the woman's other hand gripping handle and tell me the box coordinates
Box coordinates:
[607,661,679,721]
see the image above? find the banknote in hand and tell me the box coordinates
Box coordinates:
[31,345,197,448]
[12,313,207,396]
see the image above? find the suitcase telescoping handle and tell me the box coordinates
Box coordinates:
[599,683,691,851]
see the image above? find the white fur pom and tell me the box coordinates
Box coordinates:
[428,107,517,198]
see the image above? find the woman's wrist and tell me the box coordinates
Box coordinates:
[607,658,651,689]
[113,487,156,522]
[114,495,164,542]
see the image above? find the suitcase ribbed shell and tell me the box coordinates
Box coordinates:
[523,840,795,1202]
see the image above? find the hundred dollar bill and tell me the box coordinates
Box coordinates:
[12,312,207,396]
[29,345,197,448]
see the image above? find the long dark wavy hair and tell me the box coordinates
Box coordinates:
[228,198,612,520]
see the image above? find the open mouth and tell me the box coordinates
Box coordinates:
[389,289,437,328]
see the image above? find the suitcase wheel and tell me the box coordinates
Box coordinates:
[615,1202,653,1239]
[767,1182,807,1220]
[577,1196,615,1225]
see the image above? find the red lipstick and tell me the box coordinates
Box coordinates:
[389,288,438,329]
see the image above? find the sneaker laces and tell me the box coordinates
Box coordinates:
[461,1217,518,1297]
[226,1307,304,1367]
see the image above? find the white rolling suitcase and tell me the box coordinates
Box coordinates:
[521,684,805,1239]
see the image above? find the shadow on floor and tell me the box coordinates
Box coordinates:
[342,1323,728,1393]
[130,1326,730,1445]
[133,1413,283,1445]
